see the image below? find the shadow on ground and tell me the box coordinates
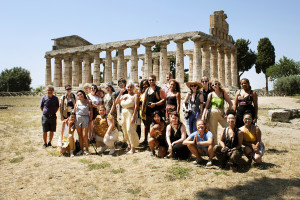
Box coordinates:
[195,177,300,200]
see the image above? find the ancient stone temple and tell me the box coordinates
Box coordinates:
[45,10,238,88]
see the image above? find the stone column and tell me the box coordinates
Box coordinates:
[141,58,145,79]
[210,45,218,80]
[224,48,232,87]
[231,49,238,87]
[117,47,126,80]
[63,55,71,86]
[72,55,79,86]
[82,53,90,84]
[187,54,193,82]
[54,57,62,87]
[45,56,51,86]
[105,49,113,83]
[201,42,211,78]
[112,60,117,82]
[191,37,202,81]
[153,58,159,80]
[217,47,225,86]
[78,58,82,85]
[142,42,155,78]
[124,59,129,79]
[130,45,139,82]
[174,39,188,83]
[159,41,170,83]
[58,58,62,87]
[88,62,92,83]
[93,51,101,85]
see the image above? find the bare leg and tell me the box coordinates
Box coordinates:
[207,144,215,159]
[43,132,47,144]
[69,134,74,151]
[77,127,83,150]
[187,143,202,158]
[49,131,54,143]
[83,127,89,151]
[148,137,157,153]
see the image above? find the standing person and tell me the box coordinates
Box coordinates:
[40,85,59,148]
[213,110,246,169]
[74,90,93,155]
[57,112,76,157]
[183,81,203,135]
[134,82,142,142]
[165,79,181,122]
[202,79,233,143]
[59,84,76,121]
[87,85,101,139]
[148,111,168,157]
[142,75,166,144]
[104,83,117,127]
[183,119,215,166]
[116,81,140,154]
[166,112,190,160]
[240,112,265,163]
[93,106,119,155]
[201,76,212,111]
[233,78,258,128]
[163,72,173,95]
[83,83,91,95]
[96,89,105,105]
[139,79,150,145]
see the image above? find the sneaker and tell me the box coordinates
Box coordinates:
[76,150,83,156]
[84,150,90,155]
[206,159,213,166]
[192,158,202,165]
[47,142,52,147]
[108,148,115,155]
[166,153,173,158]
[42,143,47,148]
[70,151,75,158]
[99,146,108,154]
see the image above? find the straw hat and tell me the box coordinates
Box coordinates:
[185,81,202,89]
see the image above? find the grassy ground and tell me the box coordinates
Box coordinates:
[0,96,300,199]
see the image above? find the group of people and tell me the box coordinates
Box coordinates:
[40,73,264,169]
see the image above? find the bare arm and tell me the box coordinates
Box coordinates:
[233,90,240,112]
[197,137,214,147]
[183,136,193,145]
[176,93,181,113]
[59,99,64,121]
[131,94,139,124]
[88,100,93,121]
[166,125,172,148]
[252,91,258,123]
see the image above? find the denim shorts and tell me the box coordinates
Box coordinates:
[42,114,57,132]
[75,115,89,128]
[197,144,208,156]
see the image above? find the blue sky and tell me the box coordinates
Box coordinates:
[0,0,299,89]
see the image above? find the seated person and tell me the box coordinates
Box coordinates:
[213,110,246,169]
[183,119,214,166]
[93,105,119,155]
[148,111,168,158]
[240,112,265,163]
[57,112,76,157]
[166,112,190,160]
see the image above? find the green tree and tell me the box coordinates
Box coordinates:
[0,67,32,92]
[235,39,257,82]
[266,56,300,81]
[152,44,161,52]
[255,37,275,92]
[274,75,300,95]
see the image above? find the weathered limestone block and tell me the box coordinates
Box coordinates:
[268,109,291,122]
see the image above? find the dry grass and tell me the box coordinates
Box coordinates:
[0,96,300,199]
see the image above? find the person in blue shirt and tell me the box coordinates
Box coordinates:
[183,119,215,166]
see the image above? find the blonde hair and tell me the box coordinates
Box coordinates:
[211,79,225,93]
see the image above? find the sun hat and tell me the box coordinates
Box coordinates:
[186,81,202,89]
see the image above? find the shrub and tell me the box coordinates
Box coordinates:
[274,75,300,95]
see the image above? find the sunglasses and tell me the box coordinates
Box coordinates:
[245,118,252,121]
[201,80,208,83]
[211,83,218,87]
[190,85,197,87]
[66,88,72,90]
[149,79,155,82]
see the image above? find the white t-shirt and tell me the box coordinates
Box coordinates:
[88,93,101,105]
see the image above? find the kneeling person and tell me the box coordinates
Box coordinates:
[183,119,214,166]
[94,105,118,155]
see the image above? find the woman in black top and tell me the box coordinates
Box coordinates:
[213,109,246,169]
[148,111,168,157]
[166,112,190,160]
[200,76,212,117]
[165,79,181,122]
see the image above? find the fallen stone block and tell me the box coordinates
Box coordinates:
[268,109,290,122]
